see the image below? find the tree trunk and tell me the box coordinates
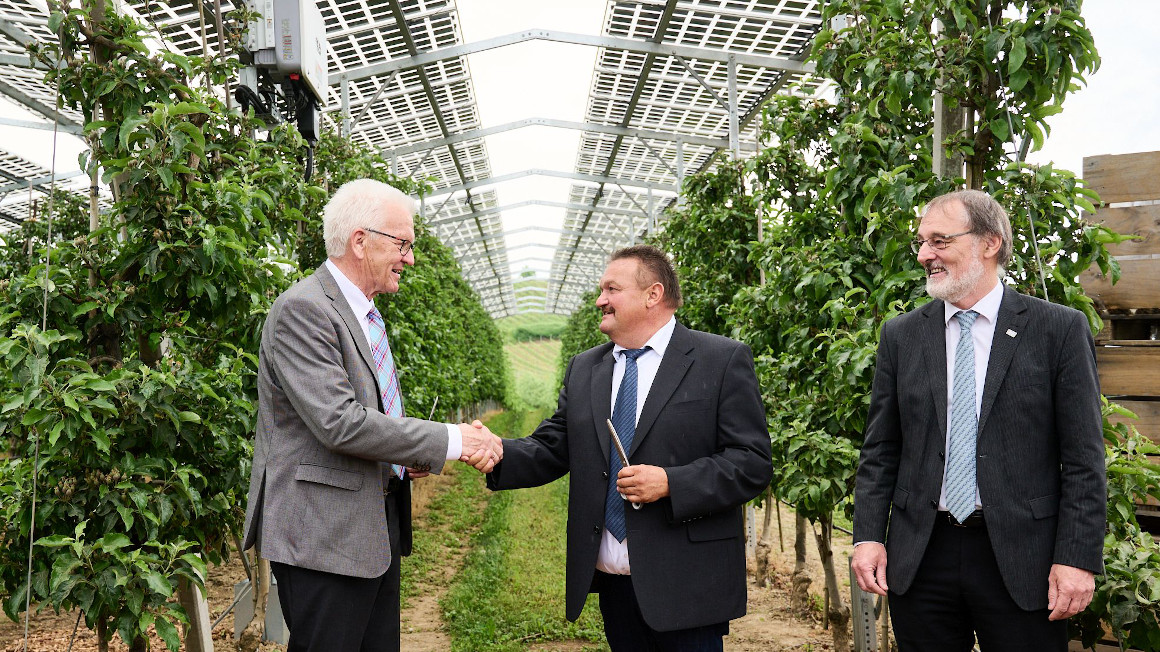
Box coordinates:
[238,556,271,652]
[814,513,852,652]
[879,595,893,652]
[790,511,812,613]
[754,493,775,587]
[129,635,147,652]
[96,618,110,652]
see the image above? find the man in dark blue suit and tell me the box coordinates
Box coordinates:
[488,245,772,651]
[852,190,1106,650]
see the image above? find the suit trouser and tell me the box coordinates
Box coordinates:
[888,515,1067,652]
[594,570,728,652]
[271,490,404,652]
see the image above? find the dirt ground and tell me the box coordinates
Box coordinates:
[0,496,855,652]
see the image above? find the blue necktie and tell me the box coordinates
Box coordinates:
[946,310,979,523]
[368,307,405,480]
[605,347,650,542]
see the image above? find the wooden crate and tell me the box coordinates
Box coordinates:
[1084,151,1160,204]
[1108,399,1160,447]
[1081,259,1160,312]
[1085,204,1160,257]
[1096,344,1160,397]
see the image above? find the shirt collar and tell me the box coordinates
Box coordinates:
[326,259,373,319]
[943,280,1004,326]
[613,316,677,360]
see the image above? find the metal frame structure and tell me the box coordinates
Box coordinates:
[0,0,825,318]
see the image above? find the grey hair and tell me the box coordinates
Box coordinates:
[922,189,1013,267]
[323,179,417,258]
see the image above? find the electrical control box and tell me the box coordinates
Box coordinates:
[246,0,328,102]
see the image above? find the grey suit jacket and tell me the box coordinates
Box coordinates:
[487,323,773,632]
[853,286,1106,610]
[242,264,448,578]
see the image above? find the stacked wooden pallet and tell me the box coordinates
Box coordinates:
[1079,151,1160,523]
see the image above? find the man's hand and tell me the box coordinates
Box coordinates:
[851,542,889,596]
[405,467,431,479]
[459,420,502,473]
[1047,563,1094,621]
[616,465,669,504]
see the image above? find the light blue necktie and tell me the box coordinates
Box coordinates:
[368,307,405,480]
[605,347,650,542]
[945,310,979,523]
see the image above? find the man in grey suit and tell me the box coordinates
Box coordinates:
[852,190,1106,650]
[487,245,772,651]
[242,178,502,652]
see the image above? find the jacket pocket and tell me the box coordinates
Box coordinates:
[687,509,741,542]
[1028,493,1059,520]
[295,463,364,491]
[669,398,710,414]
[892,488,909,511]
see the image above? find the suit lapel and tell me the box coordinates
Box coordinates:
[631,323,694,455]
[591,346,616,467]
[921,300,950,440]
[977,287,1028,436]
[316,264,376,376]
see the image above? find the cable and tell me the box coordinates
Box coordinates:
[23,22,64,652]
[985,9,1050,302]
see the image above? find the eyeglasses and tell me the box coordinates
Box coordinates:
[910,230,975,254]
[364,227,414,256]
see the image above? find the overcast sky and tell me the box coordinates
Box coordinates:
[1,0,1154,265]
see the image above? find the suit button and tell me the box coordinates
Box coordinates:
[929,500,937,509]
[593,525,601,534]
[938,452,945,460]
[602,471,609,480]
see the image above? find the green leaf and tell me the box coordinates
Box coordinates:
[177,411,202,423]
[1009,36,1027,74]
[97,533,132,551]
[118,115,149,150]
[142,570,173,596]
[155,614,180,651]
[117,505,135,530]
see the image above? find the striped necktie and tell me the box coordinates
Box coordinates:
[945,310,979,522]
[368,307,405,479]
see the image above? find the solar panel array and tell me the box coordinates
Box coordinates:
[0,0,824,317]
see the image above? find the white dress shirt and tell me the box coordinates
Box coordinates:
[937,280,1004,511]
[596,316,677,575]
[325,260,462,461]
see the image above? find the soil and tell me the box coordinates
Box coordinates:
[0,493,854,651]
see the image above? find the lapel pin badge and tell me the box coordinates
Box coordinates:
[1006,329,1017,338]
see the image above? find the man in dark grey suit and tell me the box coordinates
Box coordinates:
[852,190,1106,650]
[242,179,502,652]
[487,245,772,651]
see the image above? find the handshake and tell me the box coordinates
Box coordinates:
[456,419,503,473]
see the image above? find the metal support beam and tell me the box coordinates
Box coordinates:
[0,79,81,128]
[340,76,351,138]
[447,225,622,249]
[0,116,83,135]
[348,70,399,133]
[0,170,85,195]
[672,54,729,110]
[635,136,680,178]
[429,199,664,228]
[426,169,678,198]
[331,28,815,86]
[727,54,740,159]
[380,116,751,158]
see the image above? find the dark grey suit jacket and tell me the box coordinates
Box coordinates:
[853,286,1106,610]
[242,264,448,578]
[487,322,773,632]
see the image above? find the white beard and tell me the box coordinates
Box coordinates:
[926,254,986,304]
